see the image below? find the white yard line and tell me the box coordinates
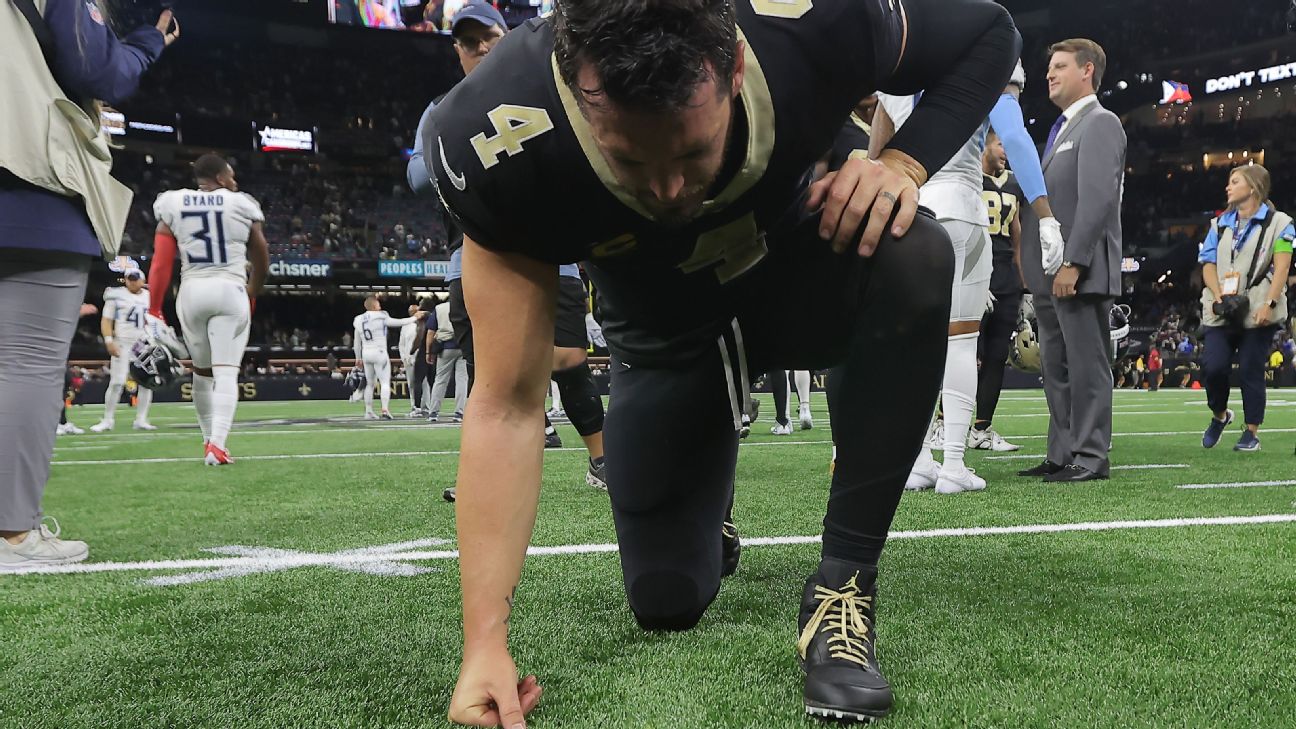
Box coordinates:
[1177,480,1296,490]
[980,459,1190,470]
[51,439,833,466]
[1003,428,1296,440]
[6,513,1293,577]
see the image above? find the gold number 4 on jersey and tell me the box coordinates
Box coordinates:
[471,105,555,170]
[678,213,768,284]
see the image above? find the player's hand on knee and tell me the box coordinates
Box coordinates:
[449,643,542,728]
[806,155,918,257]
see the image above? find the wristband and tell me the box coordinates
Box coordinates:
[104,336,115,343]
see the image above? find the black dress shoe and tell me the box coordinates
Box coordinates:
[1017,460,1065,477]
[1043,464,1108,483]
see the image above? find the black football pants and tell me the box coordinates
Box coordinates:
[975,290,1021,426]
[604,213,953,630]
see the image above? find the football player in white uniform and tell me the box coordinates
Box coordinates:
[148,154,270,466]
[91,266,155,432]
[398,304,427,416]
[353,297,425,420]
[875,61,1066,494]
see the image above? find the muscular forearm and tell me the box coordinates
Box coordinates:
[883,0,1020,180]
[100,318,115,342]
[1029,197,1055,221]
[458,399,545,648]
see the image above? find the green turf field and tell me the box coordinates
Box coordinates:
[3,388,1295,728]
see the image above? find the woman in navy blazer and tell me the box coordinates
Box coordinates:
[0,0,177,569]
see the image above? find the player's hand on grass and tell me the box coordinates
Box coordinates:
[806,151,920,257]
[449,642,542,728]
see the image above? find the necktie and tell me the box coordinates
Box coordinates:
[1043,114,1066,158]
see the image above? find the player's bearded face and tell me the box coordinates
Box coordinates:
[582,74,736,228]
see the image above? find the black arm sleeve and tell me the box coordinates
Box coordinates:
[880,0,1021,178]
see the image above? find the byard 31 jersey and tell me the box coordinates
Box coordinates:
[425,1,910,362]
[154,189,264,284]
[102,287,150,342]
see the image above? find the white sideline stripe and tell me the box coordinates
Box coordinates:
[6,514,1294,577]
[997,410,1195,418]
[51,439,832,466]
[1177,480,1296,490]
[1112,464,1189,470]
[1003,428,1296,440]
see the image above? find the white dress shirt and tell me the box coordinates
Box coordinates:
[1057,93,1098,140]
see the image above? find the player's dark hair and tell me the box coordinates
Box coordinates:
[553,0,738,112]
[193,153,230,183]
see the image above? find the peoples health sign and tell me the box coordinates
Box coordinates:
[377,260,452,278]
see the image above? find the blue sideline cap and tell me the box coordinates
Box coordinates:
[452,1,506,35]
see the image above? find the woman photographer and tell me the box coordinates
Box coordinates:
[1198,165,1295,451]
[1,0,177,569]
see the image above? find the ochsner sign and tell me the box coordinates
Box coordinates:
[1205,61,1296,95]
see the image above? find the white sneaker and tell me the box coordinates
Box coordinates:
[967,426,1020,452]
[0,518,89,571]
[89,419,114,433]
[799,403,814,430]
[132,421,158,431]
[56,422,84,436]
[547,408,566,419]
[923,418,944,451]
[935,466,987,494]
[408,409,424,419]
[771,421,794,435]
[905,458,941,491]
[363,411,378,421]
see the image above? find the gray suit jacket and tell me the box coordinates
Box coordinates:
[1020,101,1126,296]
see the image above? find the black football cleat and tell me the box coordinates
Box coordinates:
[721,521,741,577]
[798,558,892,722]
[442,488,456,503]
[1017,459,1065,477]
[544,431,563,449]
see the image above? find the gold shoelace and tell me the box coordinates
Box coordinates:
[796,571,874,667]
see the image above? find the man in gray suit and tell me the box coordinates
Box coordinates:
[1018,38,1125,482]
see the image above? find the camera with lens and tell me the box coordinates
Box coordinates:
[1212,294,1250,324]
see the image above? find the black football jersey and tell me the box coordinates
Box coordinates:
[826,113,872,173]
[982,170,1024,296]
[425,2,907,360]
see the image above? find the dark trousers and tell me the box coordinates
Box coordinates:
[604,213,953,630]
[975,290,1021,425]
[411,355,434,409]
[1203,325,1276,426]
[447,278,474,396]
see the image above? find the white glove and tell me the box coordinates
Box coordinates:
[1018,293,1035,325]
[1039,217,1064,276]
[985,290,997,315]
